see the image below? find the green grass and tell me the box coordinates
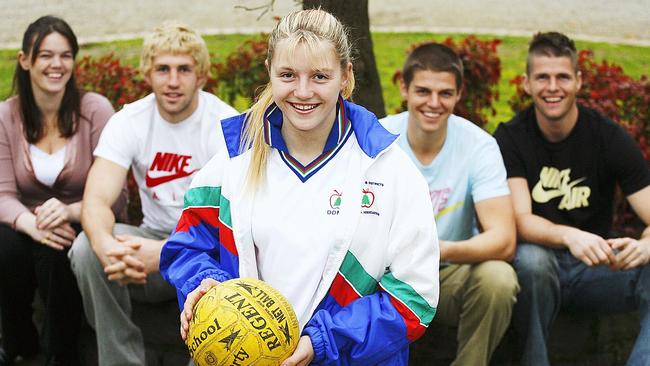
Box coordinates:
[78,34,261,65]
[0,49,18,98]
[2,32,649,131]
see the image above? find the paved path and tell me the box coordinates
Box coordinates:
[0,0,649,48]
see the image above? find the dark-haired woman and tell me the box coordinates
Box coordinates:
[0,16,121,365]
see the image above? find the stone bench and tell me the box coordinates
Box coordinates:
[80,298,189,366]
[1,295,189,366]
[410,312,639,365]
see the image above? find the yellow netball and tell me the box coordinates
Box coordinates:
[187,278,300,366]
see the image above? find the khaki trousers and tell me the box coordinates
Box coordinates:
[434,260,519,366]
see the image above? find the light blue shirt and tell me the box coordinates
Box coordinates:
[380,112,509,241]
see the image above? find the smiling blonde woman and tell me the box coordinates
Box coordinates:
[161,9,440,365]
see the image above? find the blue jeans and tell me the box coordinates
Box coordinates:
[513,243,650,366]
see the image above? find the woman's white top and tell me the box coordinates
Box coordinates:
[29,144,66,187]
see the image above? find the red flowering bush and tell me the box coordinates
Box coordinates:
[392,36,502,128]
[75,54,146,224]
[75,54,151,110]
[212,36,269,105]
[509,50,650,236]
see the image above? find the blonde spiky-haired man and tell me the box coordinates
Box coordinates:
[68,22,237,365]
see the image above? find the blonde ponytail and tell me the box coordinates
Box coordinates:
[240,85,273,188]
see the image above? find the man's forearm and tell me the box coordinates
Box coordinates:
[81,199,116,254]
[442,228,515,263]
[638,226,650,246]
[517,213,582,248]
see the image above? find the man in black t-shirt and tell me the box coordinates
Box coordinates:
[494,32,650,365]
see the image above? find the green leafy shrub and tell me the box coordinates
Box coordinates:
[212,36,269,106]
[75,54,150,110]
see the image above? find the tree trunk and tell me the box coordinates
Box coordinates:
[302,0,386,117]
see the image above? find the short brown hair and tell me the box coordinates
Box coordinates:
[526,32,578,75]
[402,43,463,90]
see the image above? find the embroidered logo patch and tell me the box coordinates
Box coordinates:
[361,184,380,216]
[328,190,342,215]
[361,188,374,208]
[330,190,342,209]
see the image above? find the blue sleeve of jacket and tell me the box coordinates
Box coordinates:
[159,185,239,309]
[158,122,244,307]
[302,292,411,366]
[160,221,234,309]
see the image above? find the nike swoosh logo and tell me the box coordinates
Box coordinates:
[531,177,586,203]
[145,169,198,188]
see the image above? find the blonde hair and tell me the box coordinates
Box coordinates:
[241,9,355,188]
[139,21,210,79]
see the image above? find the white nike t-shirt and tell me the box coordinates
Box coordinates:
[94,91,238,232]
